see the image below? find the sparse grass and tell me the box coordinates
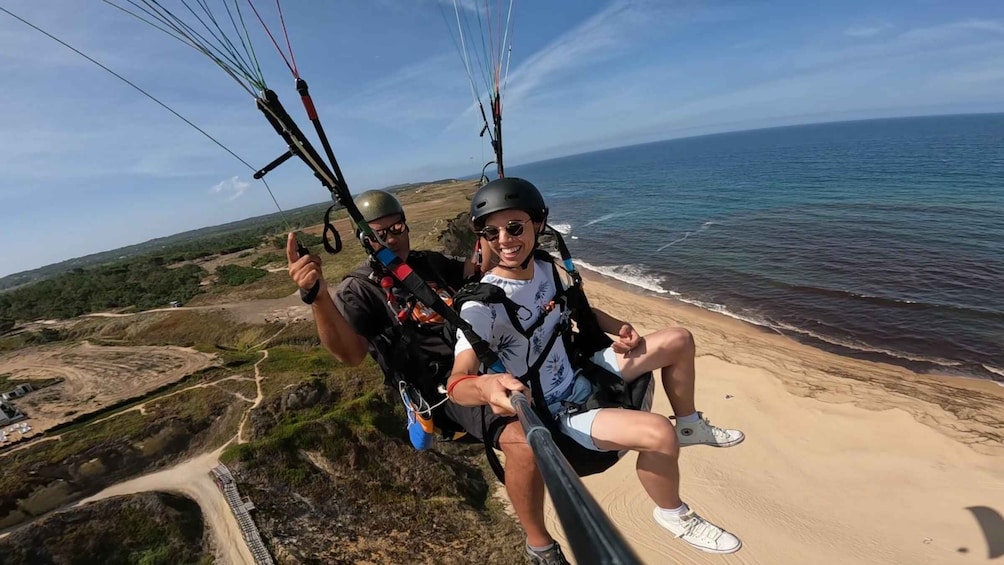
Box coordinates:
[317,240,369,289]
[264,320,321,348]
[211,377,256,399]
[257,345,345,399]
[0,333,30,352]
[187,271,294,305]
[67,310,274,351]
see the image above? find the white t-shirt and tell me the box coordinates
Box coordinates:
[454,258,577,406]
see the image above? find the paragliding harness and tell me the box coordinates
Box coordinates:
[449,229,654,483]
[342,254,476,446]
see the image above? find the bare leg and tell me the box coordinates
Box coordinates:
[590,408,682,508]
[498,421,552,547]
[616,327,697,416]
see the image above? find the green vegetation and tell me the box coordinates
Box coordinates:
[66,310,275,350]
[1,259,204,321]
[0,359,251,528]
[222,352,525,563]
[272,231,323,250]
[251,252,283,267]
[215,264,267,286]
[0,295,14,334]
[185,271,296,306]
[0,492,213,565]
[0,329,70,353]
[0,200,335,292]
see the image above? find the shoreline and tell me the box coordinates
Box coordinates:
[539,265,1003,564]
[575,262,1003,386]
[575,265,1004,456]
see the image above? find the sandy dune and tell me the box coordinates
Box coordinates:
[538,273,1004,565]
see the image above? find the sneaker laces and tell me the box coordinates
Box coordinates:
[700,416,732,440]
[676,512,724,543]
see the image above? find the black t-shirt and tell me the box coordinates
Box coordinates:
[333,251,466,382]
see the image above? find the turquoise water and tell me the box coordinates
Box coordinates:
[504,114,1004,381]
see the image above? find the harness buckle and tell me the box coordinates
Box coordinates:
[556,307,573,333]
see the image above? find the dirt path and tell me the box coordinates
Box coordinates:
[81,306,220,317]
[238,350,268,445]
[76,296,309,327]
[87,375,256,427]
[67,325,286,564]
[0,374,255,461]
[63,360,267,565]
[76,445,255,565]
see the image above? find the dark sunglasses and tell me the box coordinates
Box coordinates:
[477,219,530,242]
[373,221,407,240]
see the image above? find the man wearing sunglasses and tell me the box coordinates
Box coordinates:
[286,189,556,563]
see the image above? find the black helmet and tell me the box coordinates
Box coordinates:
[355,190,405,223]
[470,177,548,227]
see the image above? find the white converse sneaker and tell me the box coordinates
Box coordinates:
[674,412,745,447]
[653,508,742,554]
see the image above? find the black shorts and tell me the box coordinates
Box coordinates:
[442,401,516,450]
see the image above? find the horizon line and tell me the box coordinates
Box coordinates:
[2,110,1000,280]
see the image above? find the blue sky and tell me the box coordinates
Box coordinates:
[2,0,1003,277]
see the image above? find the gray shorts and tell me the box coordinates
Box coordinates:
[443,400,514,449]
[557,347,623,452]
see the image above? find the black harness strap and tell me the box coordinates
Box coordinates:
[344,259,462,434]
[451,234,655,483]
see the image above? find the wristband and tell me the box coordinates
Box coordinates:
[446,375,479,397]
[300,281,321,305]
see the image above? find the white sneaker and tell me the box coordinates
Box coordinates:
[653,508,742,554]
[674,413,745,447]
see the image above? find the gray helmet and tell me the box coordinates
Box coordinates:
[470,177,548,227]
[355,190,405,223]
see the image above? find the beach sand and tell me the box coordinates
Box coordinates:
[535,271,1004,565]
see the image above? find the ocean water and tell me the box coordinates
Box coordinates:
[504,114,1004,382]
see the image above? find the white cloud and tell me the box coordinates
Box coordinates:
[489,15,1004,162]
[495,0,645,107]
[210,176,250,200]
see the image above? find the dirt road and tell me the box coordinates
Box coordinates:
[77,445,255,565]
[69,327,288,564]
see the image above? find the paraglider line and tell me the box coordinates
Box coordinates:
[105,0,264,93]
[244,0,297,77]
[0,5,295,230]
[273,0,298,77]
